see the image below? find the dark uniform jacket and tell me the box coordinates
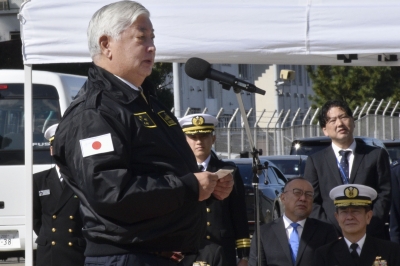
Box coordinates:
[33,167,85,266]
[314,235,400,266]
[390,160,400,243]
[205,152,250,265]
[53,65,205,257]
[180,240,225,266]
[304,142,391,239]
[249,217,337,266]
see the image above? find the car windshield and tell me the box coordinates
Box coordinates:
[385,145,400,161]
[290,142,329,155]
[268,159,306,176]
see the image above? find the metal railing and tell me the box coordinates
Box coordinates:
[181,99,400,158]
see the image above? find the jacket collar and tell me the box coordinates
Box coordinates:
[87,64,156,105]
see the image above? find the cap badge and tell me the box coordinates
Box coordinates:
[344,186,359,198]
[192,116,205,126]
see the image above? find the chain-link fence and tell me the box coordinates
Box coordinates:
[211,99,400,158]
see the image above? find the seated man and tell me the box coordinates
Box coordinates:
[315,184,400,265]
[249,177,337,266]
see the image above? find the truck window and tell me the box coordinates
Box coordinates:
[0,84,61,165]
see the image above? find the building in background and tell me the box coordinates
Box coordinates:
[174,63,257,128]
[0,0,21,41]
[175,63,315,129]
[254,64,315,128]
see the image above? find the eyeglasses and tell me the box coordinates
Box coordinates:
[326,114,351,125]
[284,188,314,199]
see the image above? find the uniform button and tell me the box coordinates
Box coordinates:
[68,229,73,233]
[52,215,57,219]
[69,215,74,220]
[206,208,211,213]
[207,222,211,226]
[52,228,56,232]
[51,241,56,246]
[74,195,78,198]
[68,242,73,246]
[206,235,210,240]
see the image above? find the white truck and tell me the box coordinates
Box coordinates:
[0,69,86,260]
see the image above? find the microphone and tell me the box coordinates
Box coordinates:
[185,57,266,95]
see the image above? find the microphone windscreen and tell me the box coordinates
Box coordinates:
[184,57,210,80]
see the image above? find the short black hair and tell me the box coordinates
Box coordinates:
[318,100,353,128]
[282,176,309,192]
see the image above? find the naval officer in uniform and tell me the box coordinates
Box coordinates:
[315,184,400,266]
[179,113,251,266]
[33,124,85,266]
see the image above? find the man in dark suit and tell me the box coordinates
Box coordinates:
[179,113,251,266]
[315,184,400,265]
[304,100,391,239]
[249,177,337,266]
[390,159,400,243]
[33,124,85,266]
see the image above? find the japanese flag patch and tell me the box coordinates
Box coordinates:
[79,133,114,158]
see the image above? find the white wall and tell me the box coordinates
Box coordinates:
[0,11,19,41]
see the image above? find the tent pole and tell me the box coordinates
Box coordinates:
[173,63,181,119]
[24,64,34,266]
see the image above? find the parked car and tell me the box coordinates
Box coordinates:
[259,155,308,180]
[224,158,287,234]
[382,139,400,162]
[290,136,387,156]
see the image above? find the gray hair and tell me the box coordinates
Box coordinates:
[87,1,150,59]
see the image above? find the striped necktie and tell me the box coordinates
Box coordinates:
[339,150,351,184]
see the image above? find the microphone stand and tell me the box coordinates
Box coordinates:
[222,83,266,266]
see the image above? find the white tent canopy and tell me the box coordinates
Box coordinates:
[17,1,400,265]
[19,0,400,66]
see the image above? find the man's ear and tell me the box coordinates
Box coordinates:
[280,192,286,204]
[334,211,339,222]
[322,127,328,137]
[99,35,112,59]
[366,210,373,225]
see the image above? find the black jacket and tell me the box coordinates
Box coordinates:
[390,160,400,243]
[249,217,337,266]
[304,143,391,239]
[314,235,400,266]
[53,65,205,256]
[33,167,85,266]
[205,152,250,265]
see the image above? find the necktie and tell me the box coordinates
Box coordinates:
[350,243,359,264]
[339,150,351,184]
[289,223,300,265]
[198,165,204,172]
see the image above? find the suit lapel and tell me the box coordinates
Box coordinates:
[206,154,219,173]
[50,171,74,213]
[47,168,63,201]
[272,218,293,264]
[54,185,74,213]
[349,143,365,183]
[334,238,354,266]
[325,147,344,185]
[295,218,315,265]
[359,235,377,265]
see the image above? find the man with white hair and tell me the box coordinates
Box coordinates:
[52,1,234,265]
